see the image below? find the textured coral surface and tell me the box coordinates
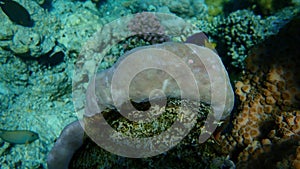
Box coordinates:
[218,16,300,168]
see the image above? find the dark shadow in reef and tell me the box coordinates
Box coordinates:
[223,0,294,17]
[39,0,53,11]
[37,51,65,67]
[237,138,299,169]
[16,48,65,69]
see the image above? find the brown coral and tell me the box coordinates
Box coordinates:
[274,111,300,139]
[293,146,300,169]
[216,17,300,167]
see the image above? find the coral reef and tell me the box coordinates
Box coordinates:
[159,0,207,18]
[253,0,293,15]
[89,42,234,119]
[0,0,58,58]
[231,0,294,16]
[0,0,102,168]
[0,0,299,168]
[102,0,208,18]
[127,12,169,44]
[66,99,223,168]
[72,12,199,123]
[58,10,234,167]
[205,0,230,17]
[10,28,55,58]
[293,146,300,169]
[274,111,300,139]
[217,16,300,168]
[208,7,298,68]
[99,12,172,69]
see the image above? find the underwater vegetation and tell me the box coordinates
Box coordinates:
[0,0,299,168]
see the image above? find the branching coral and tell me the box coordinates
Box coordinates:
[208,8,298,68]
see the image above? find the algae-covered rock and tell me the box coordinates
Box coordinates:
[0,82,12,110]
[0,55,29,93]
[48,99,226,169]
[0,25,13,41]
[10,29,55,57]
[0,0,58,58]
[72,100,219,168]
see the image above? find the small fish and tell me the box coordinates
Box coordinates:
[185,32,218,53]
[0,0,34,27]
[0,129,39,144]
[185,32,208,46]
[204,39,217,50]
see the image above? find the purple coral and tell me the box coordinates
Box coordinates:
[127,12,169,43]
